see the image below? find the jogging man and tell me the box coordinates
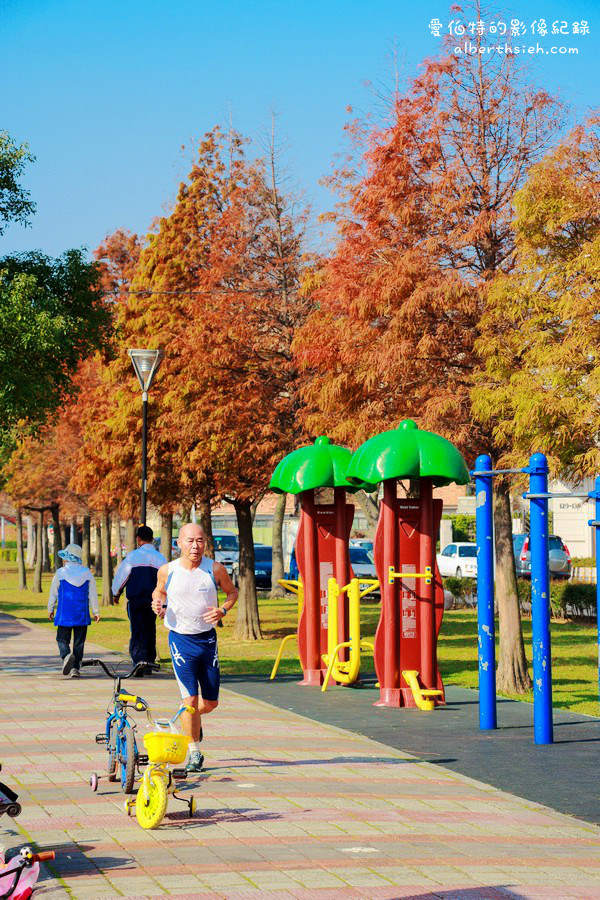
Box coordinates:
[152,523,238,773]
[112,525,167,671]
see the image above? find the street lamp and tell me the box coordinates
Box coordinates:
[128,348,163,525]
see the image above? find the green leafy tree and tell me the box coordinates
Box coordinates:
[0,251,113,448]
[0,131,35,236]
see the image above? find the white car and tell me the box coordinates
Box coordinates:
[437,542,478,579]
[212,529,239,575]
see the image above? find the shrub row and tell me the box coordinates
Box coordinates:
[443,575,597,620]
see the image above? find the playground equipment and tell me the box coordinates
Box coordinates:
[346,420,469,708]
[269,577,303,680]
[321,576,377,691]
[269,437,372,686]
[474,454,600,745]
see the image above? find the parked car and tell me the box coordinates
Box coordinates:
[349,546,377,584]
[212,529,239,575]
[232,544,272,590]
[154,537,180,558]
[286,547,378,593]
[513,533,571,580]
[350,538,374,553]
[437,543,478,578]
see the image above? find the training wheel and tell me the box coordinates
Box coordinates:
[124,799,133,816]
[188,797,197,817]
[89,773,99,792]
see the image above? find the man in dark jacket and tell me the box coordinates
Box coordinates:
[112,525,167,669]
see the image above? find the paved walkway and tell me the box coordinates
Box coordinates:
[226,675,600,825]
[1,614,600,900]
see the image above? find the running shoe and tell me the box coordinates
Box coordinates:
[186,750,204,773]
[62,653,76,676]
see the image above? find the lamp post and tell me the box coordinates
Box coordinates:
[128,349,163,525]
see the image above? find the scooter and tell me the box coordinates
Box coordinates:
[0,847,55,900]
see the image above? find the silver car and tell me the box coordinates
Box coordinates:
[513,534,571,579]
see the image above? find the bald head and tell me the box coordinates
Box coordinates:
[177,523,206,567]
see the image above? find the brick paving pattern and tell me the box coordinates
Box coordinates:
[1,613,599,899]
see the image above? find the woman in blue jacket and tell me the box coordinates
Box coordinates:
[48,543,100,677]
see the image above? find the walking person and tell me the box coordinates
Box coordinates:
[112,525,167,671]
[152,523,238,773]
[48,543,100,677]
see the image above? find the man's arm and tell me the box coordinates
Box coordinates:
[203,562,238,624]
[111,556,132,602]
[151,564,169,618]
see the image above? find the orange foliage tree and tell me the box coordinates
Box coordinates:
[296,29,562,690]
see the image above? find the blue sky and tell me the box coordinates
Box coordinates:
[1,0,598,257]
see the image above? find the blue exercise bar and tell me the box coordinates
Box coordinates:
[474,454,496,730]
[590,476,600,705]
[528,453,553,745]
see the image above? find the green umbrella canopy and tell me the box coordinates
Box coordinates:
[346,420,470,489]
[269,436,374,495]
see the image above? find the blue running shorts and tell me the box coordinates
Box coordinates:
[168,629,220,701]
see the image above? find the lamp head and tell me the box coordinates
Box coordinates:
[128,348,163,392]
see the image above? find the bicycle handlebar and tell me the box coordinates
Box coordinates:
[80,658,160,679]
[31,851,55,863]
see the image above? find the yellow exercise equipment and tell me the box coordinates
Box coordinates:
[321,576,378,691]
[401,669,443,711]
[270,578,304,680]
[388,565,432,585]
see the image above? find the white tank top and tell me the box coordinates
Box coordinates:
[164,557,218,635]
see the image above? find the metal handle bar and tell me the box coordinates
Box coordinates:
[523,492,591,499]
[150,704,192,729]
[80,658,160,679]
[469,468,528,476]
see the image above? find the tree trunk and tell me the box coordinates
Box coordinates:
[61,523,69,549]
[42,520,51,572]
[26,516,36,567]
[354,489,380,538]
[82,515,91,568]
[197,490,214,558]
[101,511,113,606]
[160,512,173,561]
[33,511,43,593]
[16,509,26,590]
[94,518,102,575]
[270,492,287,598]
[51,505,62,572]
[233,499,262,640]
[494,481,532,693]
[125,517,136,554]
[113,517,123,564]
[180,505,191,525]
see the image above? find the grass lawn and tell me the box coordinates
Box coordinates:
[1,561,598,717]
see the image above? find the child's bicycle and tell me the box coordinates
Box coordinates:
[0,847,56,900]
[82,657,160,793]
[126,703,197,830]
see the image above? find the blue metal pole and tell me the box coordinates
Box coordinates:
[529,452,553,744]
[595,476,600,706]
[475,454,496,730]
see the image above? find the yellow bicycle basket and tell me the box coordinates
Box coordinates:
[143,730,190,765]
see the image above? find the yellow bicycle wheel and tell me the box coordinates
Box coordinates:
[135,772,168,830]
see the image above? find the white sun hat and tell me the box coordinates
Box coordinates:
[58,543,83,563]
